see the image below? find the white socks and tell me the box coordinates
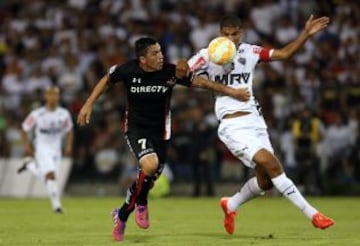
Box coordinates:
[228,177,265,211]
[228,173,318,220]
[271,173,317,219]
[45,179,62,210]
[25,160,62,211]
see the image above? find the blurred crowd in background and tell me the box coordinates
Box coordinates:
[0,0,359,195]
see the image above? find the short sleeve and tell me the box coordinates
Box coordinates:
[187,49,209,75]
[22,111,36,132]
[107,64,127,85]
[251,45,273,63]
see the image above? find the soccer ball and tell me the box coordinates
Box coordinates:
[207,37,236,65]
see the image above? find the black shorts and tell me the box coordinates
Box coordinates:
[125,130,168,165]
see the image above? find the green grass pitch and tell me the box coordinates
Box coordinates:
[1,196,359,245]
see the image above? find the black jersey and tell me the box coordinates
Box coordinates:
[108,60,192,139]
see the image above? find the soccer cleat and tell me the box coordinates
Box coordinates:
[135,205,150,229]
[220,197,237,235]
[54,208,63,214]
[17,157,33,174]
[111,208,126,241]
[312,212,334,229]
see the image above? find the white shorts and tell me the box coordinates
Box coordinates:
[34,147,61,176]
[218,113,274,168]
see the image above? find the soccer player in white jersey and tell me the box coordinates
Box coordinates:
[188,15,334,233]
[18,86,74,213]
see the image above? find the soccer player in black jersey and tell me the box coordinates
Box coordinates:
[77,37,250,241]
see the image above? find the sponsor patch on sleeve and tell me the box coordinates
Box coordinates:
[190,56,206,71]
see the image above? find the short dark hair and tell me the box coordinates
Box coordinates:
[220,15,241,29]
[135,37,157,58]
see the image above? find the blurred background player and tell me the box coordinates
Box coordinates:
[18,86,74,213]
[77,37,250,242]
[188,14,334,234]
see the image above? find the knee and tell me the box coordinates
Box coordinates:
[254,150,283,178]
[45,172,55,180]
[140,154,159,176]
[266,161,283,177]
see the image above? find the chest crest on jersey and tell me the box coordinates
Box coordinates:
[238,57,246,65]
[132,77,142,83]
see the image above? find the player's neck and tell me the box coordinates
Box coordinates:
[45,104,57,111]
[139,63,156,72]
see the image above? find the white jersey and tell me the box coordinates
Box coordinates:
[22,106,73,152]
[188,43,273,123]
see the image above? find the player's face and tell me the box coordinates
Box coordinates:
[45,87,60,108]
[220,26,242,46]
[141,43,164,71]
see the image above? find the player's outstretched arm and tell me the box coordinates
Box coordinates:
[271,15,330,60]
[175,59,250,101]
[77,75,108,126]
[192,76,250,101]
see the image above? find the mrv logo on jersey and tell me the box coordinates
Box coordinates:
[39,127,63,135]
[130,85,169,94]
[215,72,250,85]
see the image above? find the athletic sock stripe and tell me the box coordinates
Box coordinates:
[126,171,146,211]
[283,184,295,194]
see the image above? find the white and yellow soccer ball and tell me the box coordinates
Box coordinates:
[207,37,236,65]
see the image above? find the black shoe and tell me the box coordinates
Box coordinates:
[17,157,33,174]
[54,208,63,214]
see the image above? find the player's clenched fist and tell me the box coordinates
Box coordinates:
[175,59,190,79]
[77,105,92,126]
[233,88,250,101]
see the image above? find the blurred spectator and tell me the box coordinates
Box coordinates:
[275,15,299,45]
[279,120,296,178]
[188,106,215,197]
[292,107,325,194]
[322,112,358,186]
[24,65,51,94]
[4,115,24,157]
[1,57,24,110]
[0,106,9,157]
[58,54,83,104]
